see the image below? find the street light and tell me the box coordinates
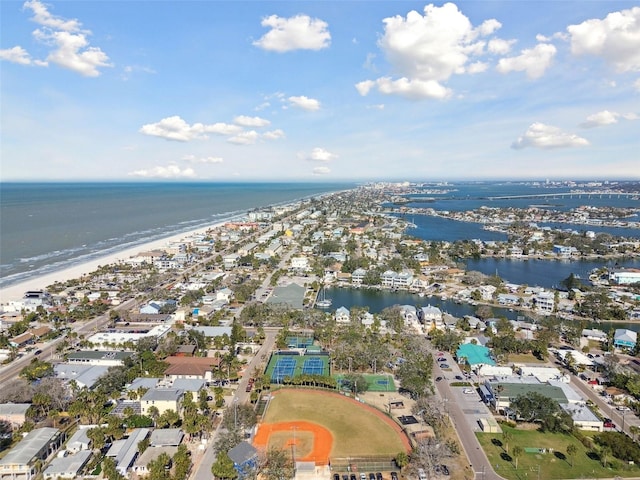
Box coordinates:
[234,398,239,430]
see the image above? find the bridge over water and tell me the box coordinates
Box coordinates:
[484,191,640,201]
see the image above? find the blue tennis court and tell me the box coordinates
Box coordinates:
[271,357,297,383]
[302,357,326,375]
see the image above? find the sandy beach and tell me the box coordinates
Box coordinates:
[0,222,228,305]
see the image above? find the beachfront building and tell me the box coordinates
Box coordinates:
[614,329,637,350]
[0,428,64,480]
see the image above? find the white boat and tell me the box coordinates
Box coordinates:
[316,287,332,308]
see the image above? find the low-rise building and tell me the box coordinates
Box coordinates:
[140,389,184,416]
[614,329,637,350]
[42,451,92,480]
[0,428,64,480]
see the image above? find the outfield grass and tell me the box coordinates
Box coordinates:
[477,425,640,479]
[262,389,408,457]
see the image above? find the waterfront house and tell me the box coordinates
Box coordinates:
[351,268,367,286]
[534,291,555,313]
[335,307,350,324]
[582,328,608,343]
[613,329,637,350]
[609,269,640,285]
[419,305,443,330]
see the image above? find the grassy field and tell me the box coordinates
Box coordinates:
[261,389,408,457]
[507,353,547,364]
[477,425,640,479]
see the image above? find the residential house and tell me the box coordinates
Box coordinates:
[334,307,350,324]
[42,451,92,480]
[140,389,184,416]
[0,428,64,480]
[164,356,219,382]
[65,429,92,453]
[132,447,177,475]
[534,291,555,313]
[0,404,30,430]
[614,329,637,350]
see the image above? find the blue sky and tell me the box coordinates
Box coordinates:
[1,1,639,181]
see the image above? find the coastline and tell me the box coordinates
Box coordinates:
[0,222,226,305]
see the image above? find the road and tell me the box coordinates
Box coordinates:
[434,368,503,480]
[191,329,277,480]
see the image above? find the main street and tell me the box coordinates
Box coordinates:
[191,329,277,480]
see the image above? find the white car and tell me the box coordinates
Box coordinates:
[462,388,474,394]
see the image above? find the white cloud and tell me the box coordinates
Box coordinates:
[24,0,81,32]
[121,64,156,80]
[253,14,331,52]
[358,3,505,99]
[496,43,556,79]
[488,38,515,55]
[580,110,639,128]
[288,95,321,111]
[467,61,488,74]
[262,129,285,140]
[128,164,196,178]
[580,110,620,128]
[634,79,640,91]
[234,115,271,127]
[0,46,35,65]
[22,0,112,77]
[567,6,640,73]
[228,131,260,145]
[312,166,331,175]
[356,77,452,100]
[139,116,242,141]
[512,122,590,149]
[182,155,224,164]
[307,147,338,162]
[36,29,112,77]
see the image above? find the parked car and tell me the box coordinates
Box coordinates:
[604,420,615,428]
[334,474,340,480]
[418,468,427,480]
[350,474,357,480]
[437,357,446,362]
[369,473,375,480]
[376,473,382,480]
[435,376,443,382]
[440,364,449,368]
[455,375,463,380]
[390,472,398,480]
[360,474,367,480]
[462,388,474,394]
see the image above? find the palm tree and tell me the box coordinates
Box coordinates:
[511,445,523,469]
[502,430,512,453]
[566,444,578,467]
[630,425,640,441]
[600,445,612,467]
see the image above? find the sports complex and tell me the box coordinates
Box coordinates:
[253,389,411,474]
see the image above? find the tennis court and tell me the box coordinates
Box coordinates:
[286,336,314,348]
[266,353,330,383]
[335,374,396,392]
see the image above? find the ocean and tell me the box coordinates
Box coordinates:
[0,182,350,289]
[1,181,638,292]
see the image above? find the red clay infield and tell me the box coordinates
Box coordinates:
[253,420,333,463]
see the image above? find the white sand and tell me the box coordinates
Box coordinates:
[0,222,228,305]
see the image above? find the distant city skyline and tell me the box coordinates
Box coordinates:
[1,1,639,181]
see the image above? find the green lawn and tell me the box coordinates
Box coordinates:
[262,389,408,457]
[507,353,547,364]
[477,426,640,479]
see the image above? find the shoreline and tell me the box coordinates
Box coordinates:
[0,221,228,305]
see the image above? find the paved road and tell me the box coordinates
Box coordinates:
[191,329,277,480]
